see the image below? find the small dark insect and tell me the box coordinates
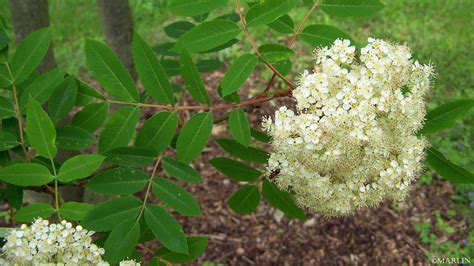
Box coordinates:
[268,169,280,180]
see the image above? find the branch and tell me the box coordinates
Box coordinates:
[106,90,289,111]
[235,0,295,90]
[289,0,321,48]
[261,0,321,96]
[136,156,162,220]
[5,63,30,162]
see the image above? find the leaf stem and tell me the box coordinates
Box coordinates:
[106,90,289,111]
[137,156,162,221]
[235,0,295,89]
[49,158,62,220]
[5,63,30,162]
[262,0,321,95]
[289,0,321,48]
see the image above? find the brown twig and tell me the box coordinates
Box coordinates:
[103,1,320,115]
[289,0,321,48]
[262,74,277,95]
[235,0,295,90]
[261,0,321,95]
[106,90,289,112]
[136,243,155,254]
[213,105,257,124]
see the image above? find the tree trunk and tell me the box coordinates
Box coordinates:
[97,0,136,79]
[10,0,56,72]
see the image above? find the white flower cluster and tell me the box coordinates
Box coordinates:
[0,218,142,265]
[263,38,434,216]
[0,218,107,265]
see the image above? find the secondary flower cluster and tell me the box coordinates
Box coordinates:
[263,38,433,216]
[0,218,141,265]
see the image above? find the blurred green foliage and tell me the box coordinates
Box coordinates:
[0,0,471,174]
[415,209,473,260]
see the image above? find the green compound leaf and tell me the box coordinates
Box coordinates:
[82,196,142,232]
[133,33,175,105]
[10,27,52,83]
[104,219,140,264]
[176,112,213,163]
[168,0,227,17]
[26,98,57,159]
[56,126,95,151]
[320,0,385,18]
[48,76,78,121]
[144,204,188,254]
[155,236,208,263]
[245,0,297,27]
[13,203,55,222]
[426,148,474,184]
[0,132,19,151]
[58,202,94,221]
[162,157,202,183]
[300,24,355,47]
[57,154,105,183]
[221,54,258,96]
[258,43,295,62]
[98,106,140,153]
[103,147,156,168]
[216,138,269,163]
[262,179,306,220]
[164,21,195,39]
[228,185,260,214]
[86,168,148,195]
[267,14,294,34]
[85,39,138,102]
[419,99,474,136]
[20,68,65,110]
[0,163,53,186]
[179,47,211,105]
[175,20,240,53]
[71,103,109,133]
[228,108,251,147]
[153,177,201,216]
[209,157,261,182]
[0,96,16,120]
[136,111,178,155]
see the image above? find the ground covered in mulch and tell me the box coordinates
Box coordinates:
[180,162,464,265]
[142,72,470,265]
[1,72,471,265]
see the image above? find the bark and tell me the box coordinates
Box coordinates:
[10,0,56,72]
[97,0,136,79]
